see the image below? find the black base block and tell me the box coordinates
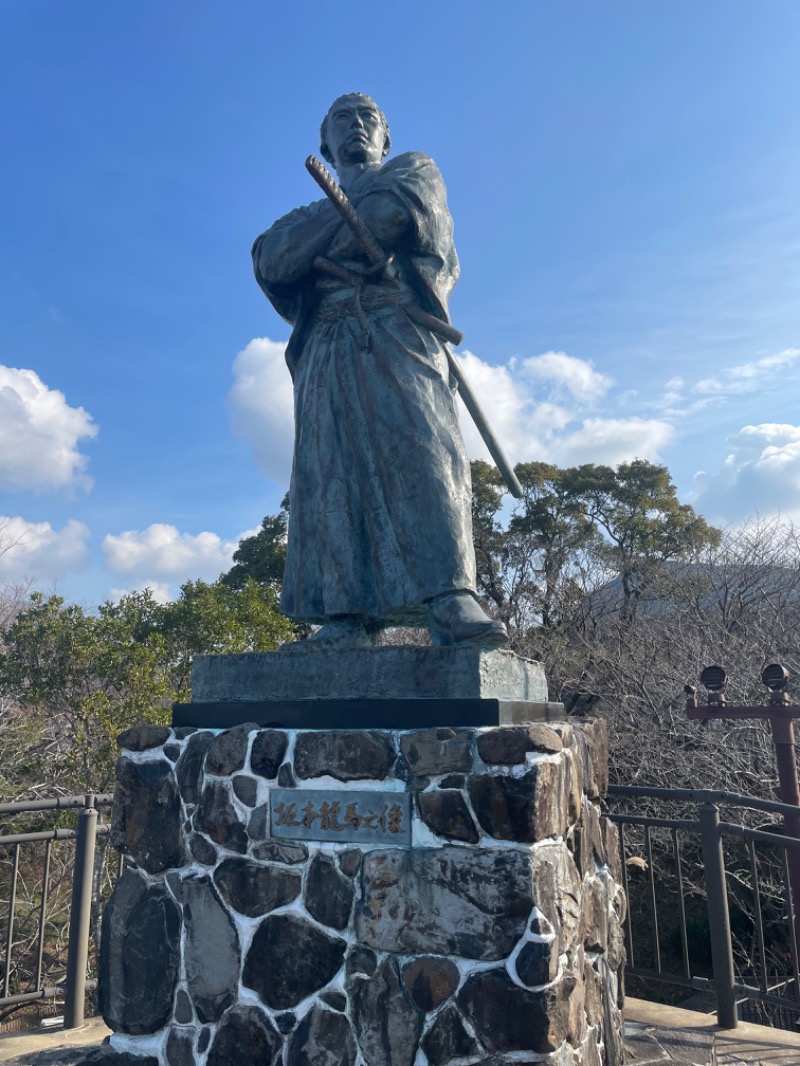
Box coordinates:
[171,698,565,731]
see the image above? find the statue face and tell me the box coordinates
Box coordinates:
[324,96,386,170]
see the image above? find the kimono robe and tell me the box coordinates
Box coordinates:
[252,152,477,625]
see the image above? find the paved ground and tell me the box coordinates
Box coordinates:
[0,998,799,1064]
[0,1016,109,1064]
[625,997,800,1065]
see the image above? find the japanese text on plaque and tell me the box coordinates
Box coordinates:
[269,788,411,845]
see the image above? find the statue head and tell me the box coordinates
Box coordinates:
[319,93,391,171]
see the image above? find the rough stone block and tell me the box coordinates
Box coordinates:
[531,843,583,955]
[205,725,252,775]
[304,854,355,930]
[206,1006,281,1066]
[174,731,213,804]
[566,747,584,824]
[99,870,180,1034]
[194,781,247,853]
[287,1004,357,1066]
[319,990,347,1012]
[174,989,193,1024]
[117,725,171,752]
[232,774,258,806]
[580,875,610,953]
[421,1003,481,1065]
[165,1028,194,1066]
[294,730,394,781]
[566,963,588,1047]
[603,818,623,884]
[348,956,423,1066]
[514,936,560,987]
[356,846,535,959]
[214,857,301,917]
[468,760,569,843]
[574,719,609,800]
[477,723,563,763]
[77,1050,160,1065]
[457,968,570,1054]
[181,877,240,1022]
[243,914,346,1009]
[418,789,479,843]
[401,957,459,1012]
[188,833,217,866]
[251,730,289,778]
[252,840,308,865]
[399,727,473,775]
[111,759,184,874]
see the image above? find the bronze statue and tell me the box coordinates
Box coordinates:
[252,93,507,650]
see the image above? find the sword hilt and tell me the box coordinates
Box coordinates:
[305,155,386,268]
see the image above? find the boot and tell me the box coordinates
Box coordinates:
[427,591,508,649]
[280,615,379,653]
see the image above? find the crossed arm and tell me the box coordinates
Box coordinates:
[253,190,412,289]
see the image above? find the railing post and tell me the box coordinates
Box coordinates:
[3,844,20,997]
[770,716,800,961]
[698,800,738,1029]
[64,795,98,1029]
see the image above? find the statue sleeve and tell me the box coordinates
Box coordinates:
[368,152,460,318]
[251,199,334,324]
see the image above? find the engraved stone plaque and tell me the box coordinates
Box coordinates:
[269,788,411,845]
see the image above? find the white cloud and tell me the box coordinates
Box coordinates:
[692,423,800,522]
[102,524,247,581]
[646,347,800,421]
[693,347,800,396]
[521,350,612,404]
[454,350,546,463]
[551,418,676,468]
[226,338,294,483]
[454,349,673,468]
[0,516,90,581]
[0,365,97,492]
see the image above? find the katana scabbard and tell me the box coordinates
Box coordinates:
[305,154,523,498]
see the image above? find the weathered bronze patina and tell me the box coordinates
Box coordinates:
[252,93,507,650]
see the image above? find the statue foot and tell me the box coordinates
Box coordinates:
[427,592,508,649]
[279,616,379,653]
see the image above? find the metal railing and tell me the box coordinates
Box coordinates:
[4,784,798,1034]
[0,793,114,1029]
[608,784,800,1030]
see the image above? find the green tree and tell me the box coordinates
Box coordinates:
[0,580,294,794]
[565,459,721,623]
[471,460,600,635]
[159,578,295,698]
[470,459,510,620]
[0,591,170,792]
[508,462,600,629]
[220,496,289,590]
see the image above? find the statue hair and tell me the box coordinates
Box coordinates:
[319,93,391,166]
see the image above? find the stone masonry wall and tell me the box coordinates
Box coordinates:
[94,720,625,1066]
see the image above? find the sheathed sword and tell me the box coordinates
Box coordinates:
[305,154,524,500]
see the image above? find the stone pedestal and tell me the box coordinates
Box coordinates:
[191,646,550,702]
[174,646,564,729]
[97,715,626,1066]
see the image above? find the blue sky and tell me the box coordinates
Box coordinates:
[1,1,799,605]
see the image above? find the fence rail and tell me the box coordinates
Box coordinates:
[608,784,800,1030]
[0,793,114,1029]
